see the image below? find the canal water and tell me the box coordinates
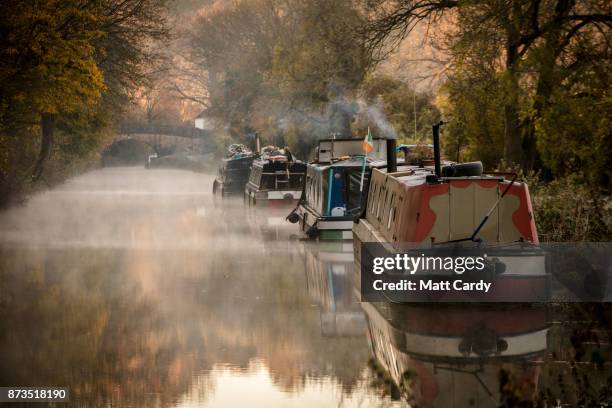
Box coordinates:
[0,167,609,407]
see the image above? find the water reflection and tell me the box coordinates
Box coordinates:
[303,241,366,337]
[367,302,611,406]
[0,168,609,407]
[364,303,548,406]
[0,168,395,407]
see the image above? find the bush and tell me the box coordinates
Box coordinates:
[527,175,611,242]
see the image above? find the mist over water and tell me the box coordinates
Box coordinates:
[0,167,393,407]
[0,167,609,407]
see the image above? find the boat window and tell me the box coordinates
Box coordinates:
[387,195,395,230]
[377,187,386,220]
[312,178,315,203]
[253,167,262,185]
[369,183,376,214]
[312,177,315,203]
[316,180,319,208]
[309,176,313,201]
[346,170,369,214]
[383,189,390,222]
[382,190,389,224]
[308,175,313,202]
[375,186,380,218]
[384,192,395,229]
[376,186,382,211]
[368,181,376,214]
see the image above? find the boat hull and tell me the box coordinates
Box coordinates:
[244,185,301,208]
[353,232,549,302]
[213,178,246,197]
[296,203,354,240]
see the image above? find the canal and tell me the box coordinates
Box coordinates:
[0,167,609,407]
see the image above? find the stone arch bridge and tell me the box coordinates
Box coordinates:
[112,123,215,154]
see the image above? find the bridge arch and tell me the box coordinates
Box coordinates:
[111,122,215,154]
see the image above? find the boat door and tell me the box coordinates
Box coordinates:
[326,168,346,216]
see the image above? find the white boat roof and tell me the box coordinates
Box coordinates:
[317,138,388,163]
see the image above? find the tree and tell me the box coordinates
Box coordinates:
[187,0,373,147]
[0,0,105,179]
[0,0,170,184]
[355,74,441,142]
[363,0,612,173]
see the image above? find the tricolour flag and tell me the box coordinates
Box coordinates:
[362,127,374,154]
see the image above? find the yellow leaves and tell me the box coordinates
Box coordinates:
[0,0,107,116]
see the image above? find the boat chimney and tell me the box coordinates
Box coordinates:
[432,121,443,177]
[386,138,397,173]
[255,132,260,153]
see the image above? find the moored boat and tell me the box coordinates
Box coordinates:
[287,137,392,241]
[244,146,306,207]
[353,122,547,302]
[212,144,255,198]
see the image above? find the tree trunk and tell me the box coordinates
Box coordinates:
[521,18,565,172]
[500,0,523,169]
[519,0,574,172]
[521,118,539,172]
[503,48,522,168]
[521,72,552,172]
[32,113,56,181]
[504,96,522,166]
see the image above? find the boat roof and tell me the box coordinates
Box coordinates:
[393,166,434,186]
[309,156,389,170]
[330,157,387,168]
[384,164,507,187]
[222,154,254,162]
[252,158,306,170]
[317,137,387,162]
[396,144,433,150]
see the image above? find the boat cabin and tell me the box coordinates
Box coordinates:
[288,137,391,240]
[356,165,539,246]
[354,124,538,247]
[303,157,386,218]
[213,144,255,197]
[245,146,306,206]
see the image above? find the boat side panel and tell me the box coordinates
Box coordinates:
[364,171,539,244]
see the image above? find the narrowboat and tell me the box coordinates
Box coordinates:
[212,144,255,198]
[244,146,306,207]
[287,137,392,241]
[364,302,548,406]
[354,122,548,302]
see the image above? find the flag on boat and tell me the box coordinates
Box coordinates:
[362,127,374,154]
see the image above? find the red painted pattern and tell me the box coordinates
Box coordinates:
[504,183,539,243]
[414,183,448,242]
[394,179,539,244]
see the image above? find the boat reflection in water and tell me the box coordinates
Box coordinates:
[303,242,366,337]
[363,302,549,407]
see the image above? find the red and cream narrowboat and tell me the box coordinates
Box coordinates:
[353,122,548,302]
